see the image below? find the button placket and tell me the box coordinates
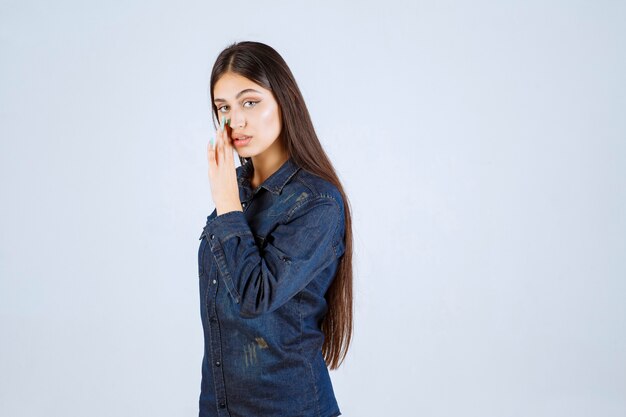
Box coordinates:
[209,235,218,286]
[208,274,227,415]
[202,219,232,416]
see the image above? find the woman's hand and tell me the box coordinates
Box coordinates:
[207,116,242,216]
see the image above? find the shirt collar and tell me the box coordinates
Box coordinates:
[237,157,301,202]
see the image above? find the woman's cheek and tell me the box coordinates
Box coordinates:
[258,105,281,137]
[258,106,275,122]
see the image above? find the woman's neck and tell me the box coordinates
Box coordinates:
[249,147,289,189]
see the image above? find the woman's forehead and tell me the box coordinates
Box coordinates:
[214,73,267,98]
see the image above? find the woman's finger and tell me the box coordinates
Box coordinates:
[224,118,233,149]
[222,119,232,153]
[207,135,216,169]
[217,120,225,165]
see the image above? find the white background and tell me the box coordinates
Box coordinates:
[1,1,624,416]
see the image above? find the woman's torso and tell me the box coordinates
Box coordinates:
[197,158,345,417]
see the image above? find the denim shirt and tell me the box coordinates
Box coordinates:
[197,157,345,417]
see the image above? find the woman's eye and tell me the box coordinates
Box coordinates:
[217,101,259,113]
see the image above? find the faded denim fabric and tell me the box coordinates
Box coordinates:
[197,157,345,417]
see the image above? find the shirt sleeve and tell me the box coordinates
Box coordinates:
[202,195,343,318]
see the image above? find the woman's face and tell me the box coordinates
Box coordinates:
[213,72,283,159]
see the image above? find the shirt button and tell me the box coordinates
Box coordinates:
[219,401,226,408]
[242,202,246,207]
[215,361,221,367]
[212,279,217,284]
[210,234,215,239]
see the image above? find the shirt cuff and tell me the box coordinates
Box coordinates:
[203,209,252,242]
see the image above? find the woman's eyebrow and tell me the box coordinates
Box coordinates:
[214,88,262,103]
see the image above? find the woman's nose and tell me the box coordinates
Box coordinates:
[228,111,246,129]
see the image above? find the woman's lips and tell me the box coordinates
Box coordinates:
[233,136,252,147]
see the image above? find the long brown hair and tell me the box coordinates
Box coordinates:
[209,41,353,370]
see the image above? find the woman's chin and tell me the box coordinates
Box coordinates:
[235,150,252,159]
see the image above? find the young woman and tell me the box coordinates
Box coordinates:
[198,41,353,417]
